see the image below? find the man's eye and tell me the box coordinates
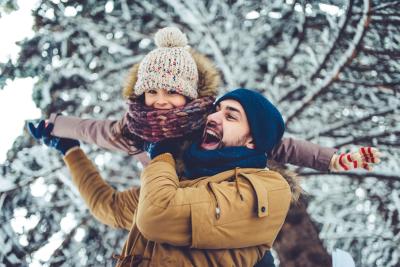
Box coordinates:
[226,114,236,121]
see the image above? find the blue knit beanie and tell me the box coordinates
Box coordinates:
[215,88,285,154]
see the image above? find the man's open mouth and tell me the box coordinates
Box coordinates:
[200,128,222,150]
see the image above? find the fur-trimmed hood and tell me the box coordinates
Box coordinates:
[122,49,221,100]
[268,160,303,203]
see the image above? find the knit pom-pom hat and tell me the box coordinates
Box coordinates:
[134,27,199,99]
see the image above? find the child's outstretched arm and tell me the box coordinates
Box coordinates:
[269,137,337,171]
[48,113,143,155]
[269,138,382,172]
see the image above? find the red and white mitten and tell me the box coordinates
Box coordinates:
[330,147,381,172]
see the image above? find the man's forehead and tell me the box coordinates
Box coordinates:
[216,99,244,112]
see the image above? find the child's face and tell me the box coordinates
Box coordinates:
[144,88,187,109]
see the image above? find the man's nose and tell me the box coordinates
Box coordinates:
[207,111,222,125]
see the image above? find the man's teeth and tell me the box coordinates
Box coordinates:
[206,130,219,139]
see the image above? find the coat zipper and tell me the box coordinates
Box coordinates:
[208,182,221,220]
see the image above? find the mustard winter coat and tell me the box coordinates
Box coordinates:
[64,148,292,266]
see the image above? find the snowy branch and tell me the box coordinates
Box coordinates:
[300,170,400,182]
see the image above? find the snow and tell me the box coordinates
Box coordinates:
[31,231,64,264]
[319,3,344,17]
[0,0,37,63]
[0,78,41,163]
[269,11,283,19]
[30,177,47,197]
[64,6,77,17]
[104,1,114,13]
[73,227,86,242]
[245,10,260,20]
[0,0,41,163]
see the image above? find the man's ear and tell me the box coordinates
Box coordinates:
[245,137,255,149]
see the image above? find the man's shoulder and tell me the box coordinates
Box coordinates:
[240,168,291,191]
[180,168,290,190]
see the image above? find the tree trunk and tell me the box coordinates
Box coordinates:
[274,200,332,267]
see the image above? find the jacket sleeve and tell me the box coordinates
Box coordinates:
[135,153,291,249]
[269,137,338,171]
[48,113,144,155]
[63,148,139,230]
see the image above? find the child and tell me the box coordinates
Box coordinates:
[31,27,380,178]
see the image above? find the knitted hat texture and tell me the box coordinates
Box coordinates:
[134,27,199,99]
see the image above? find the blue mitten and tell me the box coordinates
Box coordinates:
[27,120,80,155]
[145,138,182,160]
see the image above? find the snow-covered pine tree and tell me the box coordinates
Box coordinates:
[0,1,399,266]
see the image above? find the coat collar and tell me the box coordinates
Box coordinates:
[180,167,290,219]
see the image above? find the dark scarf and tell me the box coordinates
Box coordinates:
[123,96,215,143]
[183,141,267,179]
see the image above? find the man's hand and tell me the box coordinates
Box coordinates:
[330,147,381,172]
[27,120,80,155]
[145,138,182,160]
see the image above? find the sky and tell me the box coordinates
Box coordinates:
[0,1,41,163]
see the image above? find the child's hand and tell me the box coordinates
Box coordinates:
[329,147,381,172]
[27,120,80,155]
[27,120,48,140]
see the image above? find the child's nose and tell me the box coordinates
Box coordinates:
[154,96,170,109]
[155,95,168,104]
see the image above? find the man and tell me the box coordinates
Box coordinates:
[29,88,293,266]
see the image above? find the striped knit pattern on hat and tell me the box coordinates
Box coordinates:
[134,27,199,99]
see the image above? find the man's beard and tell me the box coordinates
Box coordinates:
[219,135,250,148]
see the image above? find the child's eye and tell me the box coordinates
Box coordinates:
[168,89,178,95]
[148,89,157,94]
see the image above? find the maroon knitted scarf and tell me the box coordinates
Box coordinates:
[123,96,215,143]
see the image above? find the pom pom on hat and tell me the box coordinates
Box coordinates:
[155,27,188,48]
[134,27,199,99]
